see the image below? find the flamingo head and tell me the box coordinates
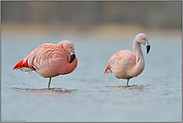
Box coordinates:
[57,40,76,63]
[135,33,151,54]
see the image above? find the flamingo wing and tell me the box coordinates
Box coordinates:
[13,44,67,72]
[104,51,121,74]
[104,50,136,78]
[110,50,136,69]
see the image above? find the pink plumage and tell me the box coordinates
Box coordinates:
[13,40,77,88]
[104,33,151,86]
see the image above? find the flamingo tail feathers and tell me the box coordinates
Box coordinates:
[104,66,111,75]
[13,59,30,71]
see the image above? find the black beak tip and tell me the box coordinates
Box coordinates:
[69,54,76,63]
[146,45,151,54]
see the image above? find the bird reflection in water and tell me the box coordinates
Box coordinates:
[105,85,145,93]
[13,87,77,95]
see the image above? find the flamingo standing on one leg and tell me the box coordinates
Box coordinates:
[13,40,77,88]
[104,33,151,86]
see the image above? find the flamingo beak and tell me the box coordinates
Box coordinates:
[69,54,76,63]
[145,41,150,54]
[146,45,151,54]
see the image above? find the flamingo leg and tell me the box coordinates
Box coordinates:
[127,79,129,86]
[48,77,51,89]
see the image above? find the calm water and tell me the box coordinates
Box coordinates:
[1,32,182,122]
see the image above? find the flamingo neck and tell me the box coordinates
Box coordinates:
[133,39,144,64]
[130,39,145,77]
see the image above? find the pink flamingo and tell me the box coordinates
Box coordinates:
[13,40,77,88]
[104,33,150,86]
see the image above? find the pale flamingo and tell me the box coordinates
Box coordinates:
[104,33,150,86]
[13,40,77,88]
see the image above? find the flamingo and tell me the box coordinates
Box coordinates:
[104,33,150,86]
[13,40,77,88]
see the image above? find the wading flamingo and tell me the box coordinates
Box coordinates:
[13,40,77,88]
[104,33,150,86]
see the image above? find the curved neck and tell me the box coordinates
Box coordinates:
[133,39,144,63]
[129,39,145,77]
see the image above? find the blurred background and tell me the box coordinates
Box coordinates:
[1,1,182,122]
[1,1,181,36]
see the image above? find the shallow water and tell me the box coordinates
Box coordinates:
[1,32,182,122]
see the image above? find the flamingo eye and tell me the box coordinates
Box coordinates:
[70,46,74,50]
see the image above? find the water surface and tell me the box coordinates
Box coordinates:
[1,32,182,122]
